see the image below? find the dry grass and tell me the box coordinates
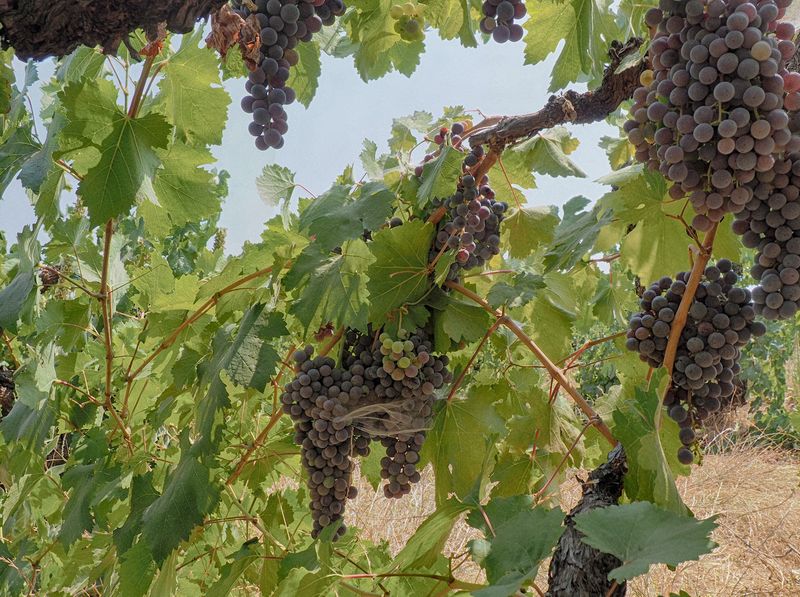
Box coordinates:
[346,436,800,596]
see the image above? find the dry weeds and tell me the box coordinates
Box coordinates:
[345,437,800,596]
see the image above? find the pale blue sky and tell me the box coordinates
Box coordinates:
[0,35,618,251]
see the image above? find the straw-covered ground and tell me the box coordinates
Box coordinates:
[346,435,800,596]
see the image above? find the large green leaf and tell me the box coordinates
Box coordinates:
[285,240,374,332]
[392,499,472,570]
[287,40,322,107]
[523,0,618,91]
[366,220,434,323]
[417,145,462,207]
[156,30,231,146]
[502,206,559,260]
[0,126,40,195]
[298,182,394,250]
[423,392,506,502]
[575,502,718,582]
[141,449,219,563]
[611,387,688,514]
[468,497,564,597]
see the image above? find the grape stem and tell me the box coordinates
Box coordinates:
[445,281,617,446]
[446,317,503,402]
[1,331,19,370]
[656,222,719,433]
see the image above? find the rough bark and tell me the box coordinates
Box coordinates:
[0,366,15,416]
[470,38,647,151]
[0,0,227,60]
[546,444,628,597]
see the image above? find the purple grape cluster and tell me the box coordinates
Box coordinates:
[340,328,451,498]
[430,146,508,282]
[625,260,766,463]
[730,153,800,319]
[281,347,365,539]
[281,328,451,536]
[236,0,345,150]
[479,0,526,43]
[626,0,799,229]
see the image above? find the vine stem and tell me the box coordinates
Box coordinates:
[559,331,626,368]
[656,222,718,433]
[1,331,19,369]
[445,281,617,446]
[127,51,156,119]
[226,343,297,485]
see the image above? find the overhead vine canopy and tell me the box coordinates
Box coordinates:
[0,0,798,595]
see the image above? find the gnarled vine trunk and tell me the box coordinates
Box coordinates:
[0,0,227,60]
[546,445,628,597]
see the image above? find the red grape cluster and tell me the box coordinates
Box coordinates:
[429,146,508,282]
[236,0,345,150]
[626,0,799,229]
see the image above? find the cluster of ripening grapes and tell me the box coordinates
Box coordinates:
[625,0,799,229]
[429,146,508,281]
[414,122,468,178]
[389,2,425,42]
[729,152,800,318]
[626,260,766,463]
[281,328,451,538]
[480,0,526,43]
[236,0,344,150]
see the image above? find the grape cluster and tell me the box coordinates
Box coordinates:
[479,0,526,43]
[414,122,468,178]
[625,261,766,463]
[626,0,799,228]
[281,347,362,539]
[430,146,508,282]
[236,0,345,150]
[340,328,451,498]
[390,2,425,42]
[730,154,800,318]
[282,328,451,536]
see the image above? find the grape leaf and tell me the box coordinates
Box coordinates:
[611,387,688,514]
[392,499,472,570]
[523,0,617,92]
[226,311,288,392]
[208,542,260,597]
[439,295,493,344]
[487,273,545,309]
[156,30,231,146]
[0,51,13,114]
[513,127,586,178]
[575,502,717,582]
[389,110,432,152]
[423,392,505,501]
[468,497,564,597]
[19,113,64,194]
[543,196,613,272]
[366,220,434,323]
[118,541,156,597]
[417,145,462,207]
[149,143,221,229]
[298,182,394,250]
[0,126,40,194]
[141,448,220,563]
[285,240,374,332]
[58,80,171,226]
[256,163,297,207]
[288,40,321,107]
[502,206,559,259]
[0,271,35,333]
